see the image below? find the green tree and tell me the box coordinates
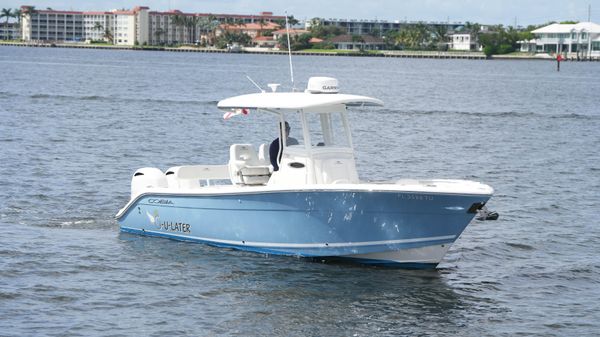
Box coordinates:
[432,24,449,50]
[479,26,522,56]
[278,32,311,50]
[1,8,13,40]
[197,16,219,46]
[309,24,344,39]
[103,28,114,44]
[13,8,21,32]
[215,31,251,49]
[257,18,266,36]
[91,22,103,42]
[286,15,299,26]
[154,28,164,45]
[186,16,200,44]
[369,28,381,37]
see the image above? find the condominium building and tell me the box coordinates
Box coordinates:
[83,12,114,42]
[148,10,192,45]
[20,5,284,46]
[0,23,19,40]
[21,7,84,41]
[307,18,464,36]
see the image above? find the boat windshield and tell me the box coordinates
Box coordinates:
[306,111,350,148]
[281,112,304,147]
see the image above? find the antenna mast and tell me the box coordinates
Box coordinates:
[285,12,295,91]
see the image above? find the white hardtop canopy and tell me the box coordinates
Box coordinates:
[217,92,384,112]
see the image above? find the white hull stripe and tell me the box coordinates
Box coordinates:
[122,227,456,249]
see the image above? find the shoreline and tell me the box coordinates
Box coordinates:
[2,41,599,61]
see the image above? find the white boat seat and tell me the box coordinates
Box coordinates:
[165,165,230,188]
[229,144,271,185]
[257,143,269,166]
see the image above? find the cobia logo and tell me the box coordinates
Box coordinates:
[148,199,174,205]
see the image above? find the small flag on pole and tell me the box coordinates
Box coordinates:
[223,108,249,120]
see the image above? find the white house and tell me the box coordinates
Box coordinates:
[523,21,600,58]
[449,33,480,51]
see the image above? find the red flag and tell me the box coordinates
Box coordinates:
[223,108,249,120]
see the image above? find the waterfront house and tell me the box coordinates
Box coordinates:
[217,21,280,39]
[327,34,385,50]
[272,28,309,41]
[521,21,600,58]
[252,35,277,48]
[449,33,481,51]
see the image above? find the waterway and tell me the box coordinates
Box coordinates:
[1,46,599,336]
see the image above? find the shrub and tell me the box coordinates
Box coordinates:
[483,45,497,57]
[497,44,515,54]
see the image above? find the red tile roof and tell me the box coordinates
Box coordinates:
[221,22,280,31]
[253,36,274,41]
[273,28,309,35]
[83,11,113,15]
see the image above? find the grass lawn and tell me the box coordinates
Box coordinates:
[299,49,382,54]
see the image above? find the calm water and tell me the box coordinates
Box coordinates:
[1,46,599,336]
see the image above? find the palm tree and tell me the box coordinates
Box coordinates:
[351,34,365,51]
[90,22,103,42]
[103,28,113,44]
[196,17,211,45]
[200,15,219,46]
[186,16,200,44]
[222,17,234,31]
[154,27,164,45]
[170,14,187,44]
[1,8,13,40]
[432,25,448,43]
[286,15,299,26]
[13,8,21,31]
[257,18,266,37]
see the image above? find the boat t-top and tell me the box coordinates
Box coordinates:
[116,77,493,268]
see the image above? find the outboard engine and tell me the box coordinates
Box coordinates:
[131,167,168,198]
[476,205,499,221]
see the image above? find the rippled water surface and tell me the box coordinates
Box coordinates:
[1,46,599,336]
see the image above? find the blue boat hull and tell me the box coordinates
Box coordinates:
[117,190,489,267]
